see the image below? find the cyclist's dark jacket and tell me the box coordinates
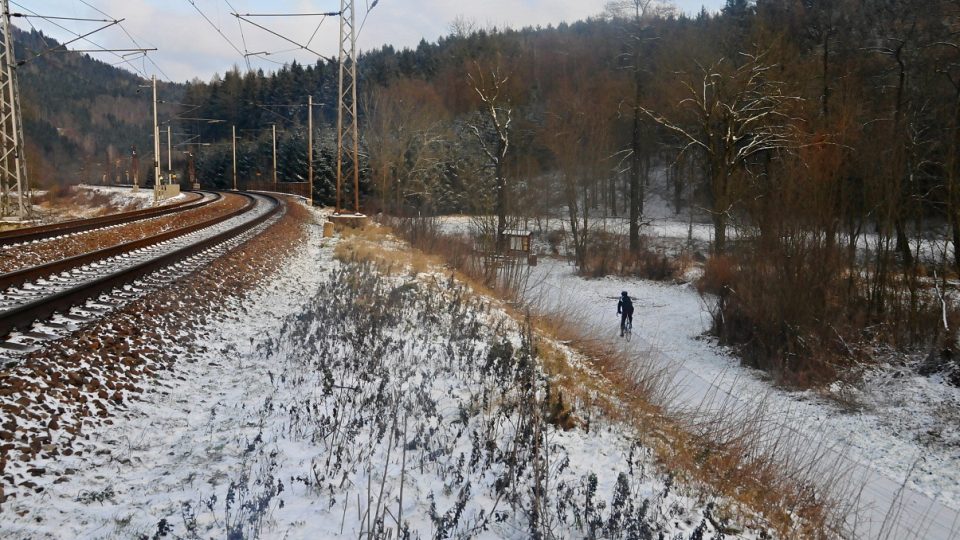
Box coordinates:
[618,296,634,315]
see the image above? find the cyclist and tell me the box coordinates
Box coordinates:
[617,291,634,337]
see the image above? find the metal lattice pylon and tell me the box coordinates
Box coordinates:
[0,0,29,219]
[336,0,359,214]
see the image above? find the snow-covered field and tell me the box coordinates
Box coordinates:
[1,208,760,539]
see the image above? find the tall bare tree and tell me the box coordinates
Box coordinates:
[364,79,449,214]
[641,49,801,253]
[467,61,514,252]
[606,0,674,253]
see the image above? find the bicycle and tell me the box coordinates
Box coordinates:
[620,318,632,341]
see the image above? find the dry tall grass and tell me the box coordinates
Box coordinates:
[331,217,856,537]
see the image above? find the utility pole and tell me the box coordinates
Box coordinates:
[231,124,237,190]
[166,125,172,176]
[272,123,278,188]
[0,0,30,219]
[336,0,360,214]
[151,75,161,204]
[307,95,313,206]
[131,146,139,190]
[187,151,196,188]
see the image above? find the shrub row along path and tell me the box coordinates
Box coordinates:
[524,258,960,540]
[0,192,247,274]
[0,196,307,509]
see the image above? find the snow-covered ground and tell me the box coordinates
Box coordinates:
[522,258,960,539]
[76,184,186,212]
[19,185,187,226]
[1,207,762,539]
[429,173,960,537]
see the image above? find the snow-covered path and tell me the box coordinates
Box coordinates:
[525,258,960,540]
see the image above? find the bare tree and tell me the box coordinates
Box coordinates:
[364,79,450,214]
[467,61,513,252]
[641,49,802,253]
[606,0,674,253]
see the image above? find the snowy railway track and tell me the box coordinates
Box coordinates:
[0,190,219,247]
[0,192,283,357]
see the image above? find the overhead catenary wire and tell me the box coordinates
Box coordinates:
[10,0,147,77]
[232,13,336,64]
[116,23,173,81]
[222,0,252,71]
[9,0,149,78]
[15,18,123,66]
[184,0,248,65]
[358,0,380,38]
[8,14,113,23]
[64,48,156,54]
[73,0,174,81]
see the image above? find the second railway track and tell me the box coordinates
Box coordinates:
[0,192,283,355]
[0,190,220,247]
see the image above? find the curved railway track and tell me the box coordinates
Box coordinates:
[0,190,219,247]
[0,192,283,351]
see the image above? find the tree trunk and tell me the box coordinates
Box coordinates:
[629,71,643,253]
[713,213,727,255]
[672,162,683,214]
[948,88,960,275]
[710,161,729,254]
[952,213,960,277]
[496,164,507,253]
[895,218,913,267]
[891,48,913,269]
[609,174,617,216]
[565,177,583,267]
[821,33,830,118]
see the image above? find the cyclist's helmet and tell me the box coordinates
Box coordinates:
[621,291,628,296]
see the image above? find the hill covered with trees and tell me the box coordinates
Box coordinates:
[14,28,182,186]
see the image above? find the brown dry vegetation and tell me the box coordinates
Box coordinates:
[0,193,246,274]
[697,247,960,388]
[0,197,310,505]
[334,220,847,538]
[579,230,691,282]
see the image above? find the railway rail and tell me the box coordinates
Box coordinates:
[0,190,218,247]
[0,192,283,354]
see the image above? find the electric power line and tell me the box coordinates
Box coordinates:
[72,0,174,81]
[222,0,252,71]
[232,13,336,63]
[184,0,248,66]
[9,1,149,78]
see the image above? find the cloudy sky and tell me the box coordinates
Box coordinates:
[14,0,724,82]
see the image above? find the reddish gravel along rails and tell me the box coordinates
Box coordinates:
[0,192,281,341]
[0,190,208,247]
[0,192,245,274]
[0,195,309,505]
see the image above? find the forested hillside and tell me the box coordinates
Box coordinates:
[14,28,181,186]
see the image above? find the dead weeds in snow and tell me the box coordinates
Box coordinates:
[334,218,851,538]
